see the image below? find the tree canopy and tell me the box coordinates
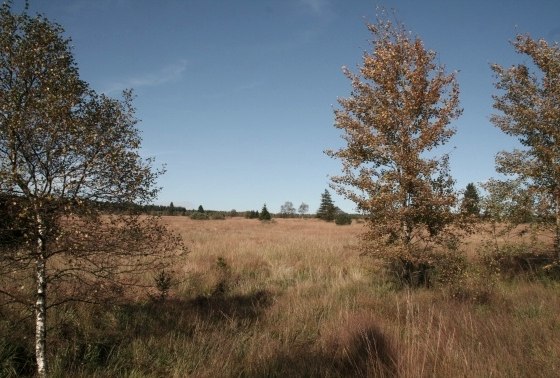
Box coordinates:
[280,201,296,217]
[0,4,184,376]
[327,17,461,259]
[298,202,309,217]
[491,34,560,256]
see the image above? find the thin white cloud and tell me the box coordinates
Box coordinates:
[103,59,188,94]
[299,0,330,16]
[295,0,334,45]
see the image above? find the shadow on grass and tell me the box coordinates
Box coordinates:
[109,288,275,340]
[0,338,35,377]
[187,289,274,321]
[247,324,397,377]
[36,289,276,375]
[483,249,559,280]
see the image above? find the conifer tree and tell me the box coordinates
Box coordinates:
[198,205,205,213]
[259,204,271,221]
[460,183,480,216]
[317,189,336,221]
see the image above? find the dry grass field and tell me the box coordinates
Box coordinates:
[3,217,560,377]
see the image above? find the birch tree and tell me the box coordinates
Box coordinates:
[298,202,309,217]
[326,17,461,268]
[280,201,296,217]
[0,4,183,376]
[491,35,560,258]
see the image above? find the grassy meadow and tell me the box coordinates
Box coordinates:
[2,217,560,377]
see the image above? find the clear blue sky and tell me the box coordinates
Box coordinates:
[26,0,560,213]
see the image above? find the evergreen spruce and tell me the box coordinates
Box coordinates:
[335,211,353,225]
[461,183,480,216]
[259,204,272,221]
[317,190,336,221]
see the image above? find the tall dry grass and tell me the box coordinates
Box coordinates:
[2,217,559,377]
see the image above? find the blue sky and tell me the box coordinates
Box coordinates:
[27,0,560,213]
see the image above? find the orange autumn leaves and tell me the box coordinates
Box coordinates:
[327,18,461,257]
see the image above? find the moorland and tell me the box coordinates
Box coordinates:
[3,216,558,377]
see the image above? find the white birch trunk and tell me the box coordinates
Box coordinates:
[35,217,48,378]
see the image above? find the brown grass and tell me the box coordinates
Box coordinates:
[3,217,560,377]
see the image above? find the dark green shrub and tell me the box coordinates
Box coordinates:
[210,212,226,220]
[190,212,209,220]
[245,210,259,219]
[335,212,352,225]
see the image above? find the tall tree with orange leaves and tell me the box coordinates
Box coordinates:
[326,17,462,277]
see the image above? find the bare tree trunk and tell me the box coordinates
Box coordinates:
[35,218,48,378]
[402,191,413,246]
[403,221,412,245]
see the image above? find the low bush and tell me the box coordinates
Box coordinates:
[152,270,173,302]
[210,213,226,220]
[480,244,556,280]
[190,212,209,220]
[385,250,467,289]
[335,212,352,225]
[446,263,496,304]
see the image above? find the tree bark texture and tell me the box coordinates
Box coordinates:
[35,218,47,378]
